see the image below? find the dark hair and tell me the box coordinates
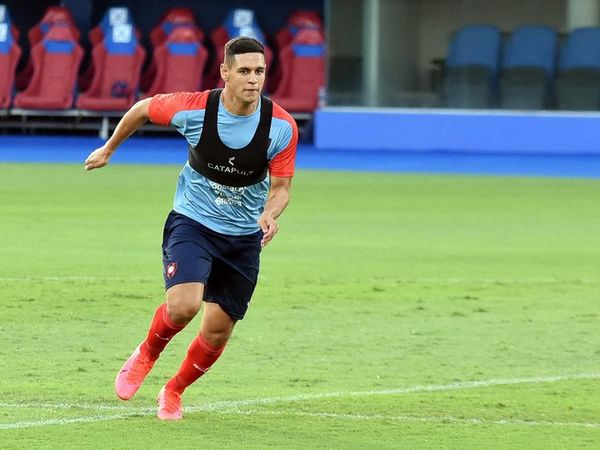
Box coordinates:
[224,36,265,66]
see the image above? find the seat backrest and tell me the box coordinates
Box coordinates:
[0,21,21,107]
[150,27,206,94]
[94,24,144,97]
[287,10,323,37]
[29,6,80,46]
[276,29,325,100]
[150,12,204,47]
[89,7,133,46]
[223,8,267,43]
[560,27,600,70]
[161,7,195,23]
[503,25,558,76]
[447,25,501,74]
[206,9,272,89]
[27,25,81,102]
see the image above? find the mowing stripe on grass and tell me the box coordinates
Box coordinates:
[2,409,600,431]
[217,409,600,429]
[1,372,599,430]
[0,276,597,284]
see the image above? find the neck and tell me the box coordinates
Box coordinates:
[220,88,259,116]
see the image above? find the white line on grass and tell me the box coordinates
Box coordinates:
[1,372,599,430]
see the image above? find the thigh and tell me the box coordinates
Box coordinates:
[162,213,213,290]
[205,259,258,321]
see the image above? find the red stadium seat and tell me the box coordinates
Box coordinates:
[271,29,325,112]
[27,6,80,46]
[0,22,21,108]
[275,10,323,51]
[142,8,205,92]
[13,25,82,110]
[16,6,80,91]
[77,24,145,111]
[149,7,204,48]
[271,10,323,93]
[144,27,208,97]
[205,9,273,90]
[88,7,137,46]
[81,7,141,92]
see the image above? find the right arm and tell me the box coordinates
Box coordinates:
[84,98,152,171]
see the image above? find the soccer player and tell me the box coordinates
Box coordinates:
[83,36,297,420]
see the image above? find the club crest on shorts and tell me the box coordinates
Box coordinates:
[166,262,178,279]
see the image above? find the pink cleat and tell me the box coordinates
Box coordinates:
[114,344,156,400]
[157,387,183,420]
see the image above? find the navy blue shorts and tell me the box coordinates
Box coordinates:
[161,211,262,320]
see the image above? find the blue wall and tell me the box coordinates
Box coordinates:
[315,108,600,155]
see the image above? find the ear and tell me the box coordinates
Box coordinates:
[220,63,229,82]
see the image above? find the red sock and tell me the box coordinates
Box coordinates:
[141,303,186,359]
[165,335,226,394]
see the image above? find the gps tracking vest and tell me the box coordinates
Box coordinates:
[188,88,273,187]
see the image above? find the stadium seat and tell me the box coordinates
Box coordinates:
[556,27,600,110]
[81,7,141,92]
[88,7,134,46]
[13,25,82,110]
[149,7,203,48]
[442,25,501,108]
[16,6,80,91]
[270,10,323,93]
[142,8,205,92]
[499,25,558,110]
[0,21,21,108]
[143,27,208,97]
[275,10,323,51]
[205,9,273,90]
[270,29,325,112]
[77,24,145,111]
[27,6,79,46]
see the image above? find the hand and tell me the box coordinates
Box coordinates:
[84,145,113,171]
[258,213,278,247]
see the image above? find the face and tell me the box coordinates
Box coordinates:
[221,52,266,104]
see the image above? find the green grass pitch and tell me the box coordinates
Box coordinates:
[0,163,599,449]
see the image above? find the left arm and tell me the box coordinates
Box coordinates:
[258,175,292,247]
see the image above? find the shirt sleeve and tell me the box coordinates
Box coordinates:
[148,91,208,126]
[268,115,298,178]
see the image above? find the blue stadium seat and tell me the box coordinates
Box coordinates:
[443,25,502,108]
[499,25,558,109]
[556,27,600,110]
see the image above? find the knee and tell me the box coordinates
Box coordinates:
[166,297,201,324]
[202,329,231,348]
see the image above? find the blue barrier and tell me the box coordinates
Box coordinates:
[315,108,600,155]
[1,135,599,178]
